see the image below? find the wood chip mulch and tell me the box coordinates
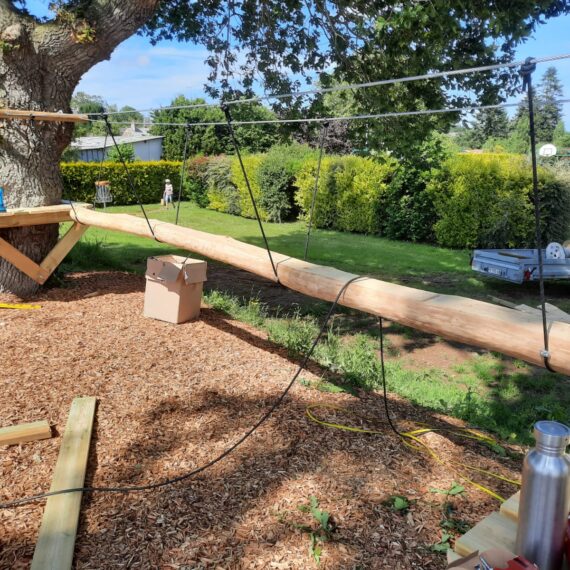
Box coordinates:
[0,271,523,569]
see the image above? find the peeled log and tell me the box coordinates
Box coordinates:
[70,207,570,376]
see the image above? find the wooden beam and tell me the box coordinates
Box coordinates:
[0,236,48,282]
[0,420,51,446]
[31,397,96,570]
[38,223,88,284]
[0,204,92,229]
[69,207,570,376]
[0,109,89,124]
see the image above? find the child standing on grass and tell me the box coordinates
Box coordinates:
[163,179,174,209]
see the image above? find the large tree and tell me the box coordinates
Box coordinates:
[0,0,569,295]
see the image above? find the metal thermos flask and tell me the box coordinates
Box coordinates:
[515,421,570,570]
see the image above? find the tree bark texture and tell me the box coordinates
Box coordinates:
[0,0,159,296]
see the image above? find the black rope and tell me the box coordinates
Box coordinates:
[0,276,362,509]
[102,116,158,241]
[304,122,329,261]
[221,104,280,282]
[520,58,556,374]
[378,317,403,437]
[175,124,191,226]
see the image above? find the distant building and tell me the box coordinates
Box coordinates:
[71,123,163,162]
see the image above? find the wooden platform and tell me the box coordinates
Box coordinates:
[448,492,520,563]
[0,203,92,229]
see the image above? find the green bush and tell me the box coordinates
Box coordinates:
[230,154,268,220]
[295,154,397,234]
[61,161,182,204]
[257,144,315,222]
[428,153,570,248]
[184,156,212,207]
[205,156,241,215]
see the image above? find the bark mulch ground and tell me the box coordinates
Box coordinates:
[0,271,522,569]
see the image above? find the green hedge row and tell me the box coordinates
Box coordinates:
[61,162,182,205]
[428,153,570,248]
[61,151,570,250]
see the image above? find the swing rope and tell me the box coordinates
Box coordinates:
[222,104,280,282]
[175,124,191,226]
[304,122,329,261]
[102,116,158,241]
[520,58,556,373]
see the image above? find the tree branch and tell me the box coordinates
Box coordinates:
[32,0,160,85]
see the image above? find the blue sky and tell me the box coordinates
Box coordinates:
[23,2,570,125]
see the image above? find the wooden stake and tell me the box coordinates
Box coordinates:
[0,109,89,124]
[31,397,96,570]
[0,420,51,446]
[69,207,570,376]
[0,236,47,282]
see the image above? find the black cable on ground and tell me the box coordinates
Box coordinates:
[520,58,556,373]
[377,317,403,438]
[102,116,158,241]
[175,124,191,226]
[304,122,329,261]
[0,276,363,509]
[221,104,280,283]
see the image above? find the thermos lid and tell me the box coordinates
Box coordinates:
[534,421,570,449]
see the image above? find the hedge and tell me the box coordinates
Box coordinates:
[61,162,182,205]
[428,153,570,249]
[230,154,268,220]
[295,155,398,234]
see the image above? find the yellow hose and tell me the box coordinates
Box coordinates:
[305,403,520,502]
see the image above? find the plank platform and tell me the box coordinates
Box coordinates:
[448,491,520,564]
[0,420,51,446]
[31,397,96,570]
[0,203,92,229]
[0,109,89,124]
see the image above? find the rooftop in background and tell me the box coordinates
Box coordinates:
[71,132,163,151]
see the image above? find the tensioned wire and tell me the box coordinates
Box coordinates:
[89,98,570,128]
[98,52,570,116]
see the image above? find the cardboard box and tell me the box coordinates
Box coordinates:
[144,255,207,324]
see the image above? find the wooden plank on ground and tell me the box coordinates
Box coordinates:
[0,420,51,446]
[0,109,89,123]
[0,236,47,282]
[38,222,88,283]
[454,512,517,557]
[31,397,96,570]
[500,491,520,522]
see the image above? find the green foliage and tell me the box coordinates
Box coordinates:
[184,156,212,207]
[204,156,240,215]
[230,154,267,220]
[150,96,284,160]
[106,143,136,163]
[429,483,465,496]
[257,144,316,222]
[296,155,397,234]
[295,496,334,565]
[60,161,181,204]
[428,153,570,248]
[391,496,410,512]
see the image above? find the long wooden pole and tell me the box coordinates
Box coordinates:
[70,207,570,375]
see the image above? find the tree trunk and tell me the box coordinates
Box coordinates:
[0,0,160,296]
[0,23,75,296]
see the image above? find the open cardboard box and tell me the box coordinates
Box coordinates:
[144,255,207,324]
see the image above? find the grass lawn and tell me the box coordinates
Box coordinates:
[61,201,570,444]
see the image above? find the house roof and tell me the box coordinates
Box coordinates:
[71,133,163,151]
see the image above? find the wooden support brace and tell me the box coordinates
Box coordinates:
[0,109,89,124]
[31,397,96,570]
[0,420,51,446]
[0,222,87,284]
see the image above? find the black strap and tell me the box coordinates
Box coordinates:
[103,116,158,241]
[304,122,329,261]
[175,124,191,226]
[520,58,556,373]
[222,104,280,282]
